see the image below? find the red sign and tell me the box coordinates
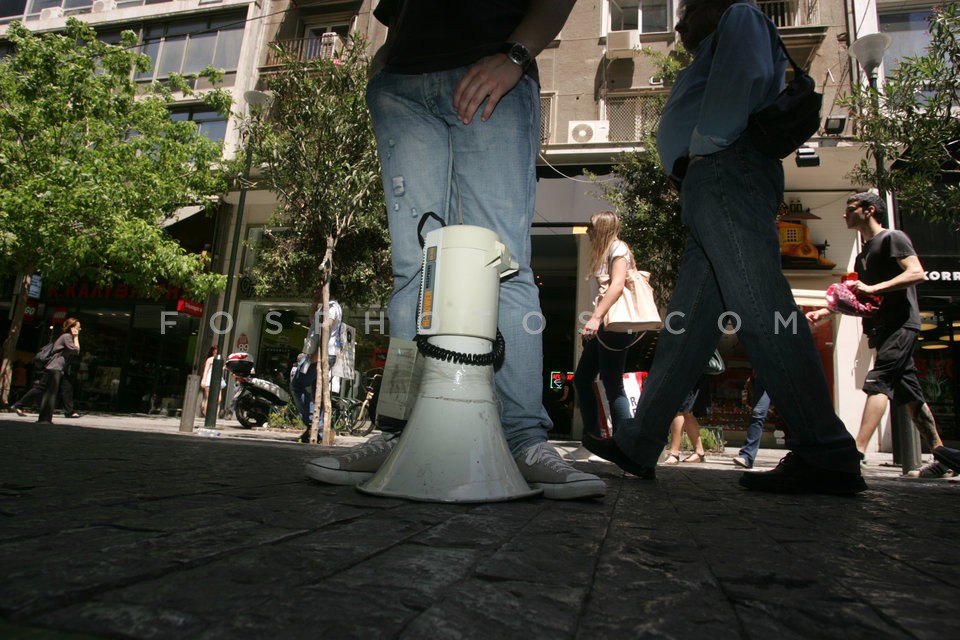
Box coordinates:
[23,299,38,320]
[372,348,388,369]
[236,333,249,352]
[51,307,69,323]
[176,299,204,317]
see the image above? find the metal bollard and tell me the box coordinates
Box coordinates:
[180,374,201,433]
[892,404,921,474]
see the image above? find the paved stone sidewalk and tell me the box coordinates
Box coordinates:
[1,419,957,639]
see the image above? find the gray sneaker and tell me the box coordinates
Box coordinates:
[514,442,606,500]
[305,433,398,485]
[732,455,753,469]
[906,460,955,479]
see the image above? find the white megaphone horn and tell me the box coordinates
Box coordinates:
[357,224,541,502]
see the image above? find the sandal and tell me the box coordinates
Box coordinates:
[683,452,706,463]
[662,453,681,465]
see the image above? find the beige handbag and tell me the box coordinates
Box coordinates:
[596,258,662,333]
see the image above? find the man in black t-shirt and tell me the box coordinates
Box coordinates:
[806,192,952,478]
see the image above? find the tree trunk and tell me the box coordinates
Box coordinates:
[320,237,336,446]
[0,273,33,405]
[307,238,337,445]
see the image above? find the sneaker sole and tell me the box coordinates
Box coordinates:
[738,473,868,496]
[304,460,375,485]
[530,479,606,500]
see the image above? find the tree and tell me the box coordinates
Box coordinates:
[245,34,389,444]
[591,141,686,306]
[0,19,231,403]
[838,4,960,227]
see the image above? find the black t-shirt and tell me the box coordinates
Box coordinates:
[373,0,535,78]
[854,229,921,335]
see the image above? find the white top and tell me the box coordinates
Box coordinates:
[591,240,633,304]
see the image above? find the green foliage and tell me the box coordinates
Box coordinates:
[837,4,960,227]
[680,427,721,452]
[642,44,692,86]
[0,19,230,298]
[267,402,303,430]
[245,34,390,305]
[591,142,686,305]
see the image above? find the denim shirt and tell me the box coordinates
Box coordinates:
[656,4,786,175]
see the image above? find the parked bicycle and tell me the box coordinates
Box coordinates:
[332,367,383,436]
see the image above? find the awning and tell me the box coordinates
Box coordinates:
[161,205,204,228]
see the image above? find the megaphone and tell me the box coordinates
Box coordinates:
[357,225,541,502]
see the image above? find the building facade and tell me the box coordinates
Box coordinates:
[3,0,955,445]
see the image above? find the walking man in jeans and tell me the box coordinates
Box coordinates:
[304,0,605,499]
[584,0,866,494]
[806,192,953,478]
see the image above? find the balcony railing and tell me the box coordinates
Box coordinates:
[758,0,819,28]
[605,94,666,143]
[264,35,342,67]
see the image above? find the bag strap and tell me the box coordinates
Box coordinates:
[711,25,807,76]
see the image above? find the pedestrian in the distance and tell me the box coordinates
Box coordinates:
[38,318,81,424]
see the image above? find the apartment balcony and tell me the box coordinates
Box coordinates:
[758,0,828,69]
[263,34,343,68]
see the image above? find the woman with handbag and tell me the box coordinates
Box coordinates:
[573,210,644,441]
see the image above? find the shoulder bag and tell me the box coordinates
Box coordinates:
[596,248,662,333]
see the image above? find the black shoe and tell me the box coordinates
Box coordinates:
[582,433,656,479]
[933,446,960,473]
[297,430,310,443]
[738,452,867,495]
[36,420,53,425]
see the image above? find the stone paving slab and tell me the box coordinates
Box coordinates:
[1,419,958,639]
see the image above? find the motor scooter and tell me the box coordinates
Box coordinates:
[224,352,292,428]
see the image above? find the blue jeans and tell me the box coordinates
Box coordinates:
[574,329,636,438]
[366,69,551,456]
[613,137,859,473]
[290,356,337,427]
[739,389,771,466]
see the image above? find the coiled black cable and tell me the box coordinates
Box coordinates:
[415,330,505,367]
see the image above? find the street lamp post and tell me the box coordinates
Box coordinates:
[203,90,273,428]
[849,33,921,473]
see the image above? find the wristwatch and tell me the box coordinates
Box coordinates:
[503,42,533,70]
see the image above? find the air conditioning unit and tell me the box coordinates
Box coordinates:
[39,6,64,20]
[567,120,610,144]
[317,31,343,60]
[92,0,117,12]
[606,30,640,58]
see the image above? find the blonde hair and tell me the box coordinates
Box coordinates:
[587,210,622,277]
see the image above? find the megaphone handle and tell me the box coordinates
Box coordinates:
[417,211,445,249]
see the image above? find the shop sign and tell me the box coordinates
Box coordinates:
[51,307,69,323]
[27,274,42,299]
[46,282,184,301]
[920,257,960,294]
[176,298,204,317]
[236,332,249,352]
[23,299,38,320]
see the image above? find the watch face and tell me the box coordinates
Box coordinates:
[508,43,531,67]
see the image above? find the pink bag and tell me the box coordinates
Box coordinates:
[825,282,881,317]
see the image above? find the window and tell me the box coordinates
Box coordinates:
[608,0,670,34]
[879,10,933,76]
[135,13,245,82]
[170,105,227,142]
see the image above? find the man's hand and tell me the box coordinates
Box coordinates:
[805,308,831,324]
[847,280,878,295]
[452,54,523,124]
